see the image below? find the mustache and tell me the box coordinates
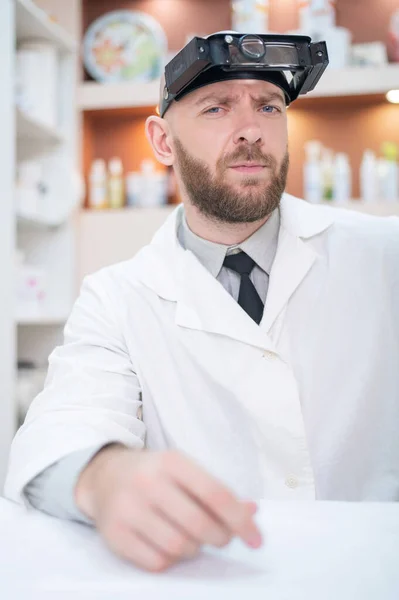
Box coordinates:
[218,147,277,170]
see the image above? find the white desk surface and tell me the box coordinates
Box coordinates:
[1,497,398,600]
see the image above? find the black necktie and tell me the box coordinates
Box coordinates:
[223,252,264,324]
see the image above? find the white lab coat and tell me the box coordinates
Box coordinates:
[5,194,399,503]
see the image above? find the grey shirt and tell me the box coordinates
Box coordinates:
[24,207,281,524]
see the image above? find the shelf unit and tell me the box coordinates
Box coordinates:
[0,0,80,487]
[14,0,79,326]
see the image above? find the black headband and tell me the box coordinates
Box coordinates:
[160,33,329,117]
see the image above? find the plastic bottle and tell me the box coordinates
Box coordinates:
[126,171,143,207]
[139,160,168,207]
[321,148,334,200]
[360,150,378,203]
[378,142,399,203]
[88,159,108,209]
[333,153,352,203]
[108,157,125,209]
[304,141,323,203]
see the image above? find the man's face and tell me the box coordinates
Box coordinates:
[168,79,289,223]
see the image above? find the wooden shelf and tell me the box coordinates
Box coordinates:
[79,80,160,112]
[79,64,399,113]
[303,64,399,100]
[16,108,64,146]
[16,210,65,229]
[16,312,68,326]
[15,0,76,53]
[321,200,399,216]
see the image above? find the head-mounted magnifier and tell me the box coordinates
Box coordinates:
[160,32,329,117]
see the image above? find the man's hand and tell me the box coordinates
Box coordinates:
[75,446,262,572]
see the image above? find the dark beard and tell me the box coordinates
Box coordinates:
[173,137,289,224]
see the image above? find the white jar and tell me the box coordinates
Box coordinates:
[16,39,59,129]
[304,141,323,203]
[333,153,352,203]
[378,159,399,203]
[231,0,270,33]
[126,172,143,207]
[137,161,168,207]
[89,159,108,209]
[299,0,336,33]
[360,150,378,203]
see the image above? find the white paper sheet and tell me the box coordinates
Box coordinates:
[1,497,398,599]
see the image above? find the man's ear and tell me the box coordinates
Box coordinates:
[145,116,174,166]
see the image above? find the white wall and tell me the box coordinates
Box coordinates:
[0,0,17,488]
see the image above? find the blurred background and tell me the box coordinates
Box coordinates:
[1,0,399,486]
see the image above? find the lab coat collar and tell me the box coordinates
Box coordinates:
[261,193,335,332]
[136,193,334,349]
[150,192,335,249]
[278,192,335,239]
[178,207,280,279]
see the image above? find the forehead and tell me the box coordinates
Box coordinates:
[183,79,285,105]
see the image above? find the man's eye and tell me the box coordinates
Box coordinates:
[261,105,280,113]
[204,107,223,114]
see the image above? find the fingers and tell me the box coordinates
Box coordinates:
[164,452,263,549]
[107,526,173,573]
[92,449,263,573]
[142,478,233,548]
[128,500,200,560]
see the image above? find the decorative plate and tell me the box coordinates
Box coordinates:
[83,10,167,83]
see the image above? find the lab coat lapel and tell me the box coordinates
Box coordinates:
[262,194,335,332]
[175,248,276,351]
[135,206,274,350]
[262,226,317,332]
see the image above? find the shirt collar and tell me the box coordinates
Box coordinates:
[178,207,280,278]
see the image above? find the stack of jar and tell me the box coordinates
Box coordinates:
[16,39,59,129]
[303,141,399,204]
[88,158,171,210]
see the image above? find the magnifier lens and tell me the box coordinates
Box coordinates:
[239,35,266,60]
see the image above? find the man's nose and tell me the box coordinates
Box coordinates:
[233,119,263,146]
